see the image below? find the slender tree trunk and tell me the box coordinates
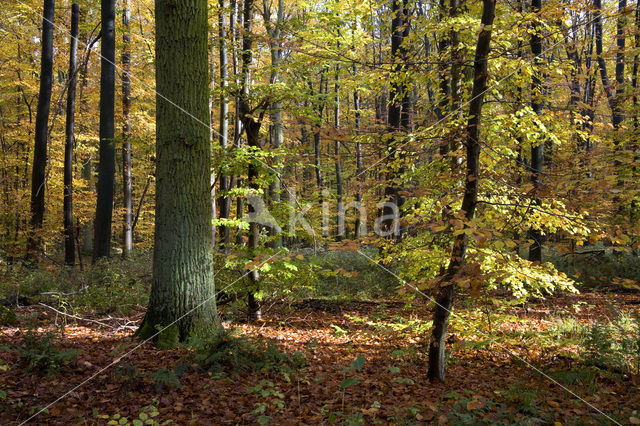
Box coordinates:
[94,0,116,261]
[437,0,451,156]
[428,0,495,382]
[633,0,639,132]
[239,0,264,321]
[594,0,619,128]
[122,0,133,258]
[335,63,344,240]
[136,0,220,346]
[353,66,364,238]
[64,3,79,266]
[27,0,55,259]
[263,0,284,248]
[218,0,231,250]
[528,0,545,263]
[613,0,626,132]
[382,0,409,237]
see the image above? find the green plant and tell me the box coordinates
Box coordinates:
[0,306,17,326]
[247,379,285,424]
[190,328,306,377]
[580,308,640,374]
[99,403,164,425]
[152,367,181,392]
[13,329,79,374]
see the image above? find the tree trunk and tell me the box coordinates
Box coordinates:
[64,3,79,266]
[136,0,220,346]
[218,0,231,250]
[335,62,343,240]
[240,0,264,321]
[633,0,639,132]
[27,0,55,259]
[93,0,116,261]
[428,0,495,382]
[353,67,364,238]
[122,0,133,258]
[528,0,544,263]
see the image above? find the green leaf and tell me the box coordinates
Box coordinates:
[339,376,359,389]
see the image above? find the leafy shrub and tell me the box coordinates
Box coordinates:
[13,329,79,374]
[580,308,640,374]
[0,306,17,326]
[152,367,181,392]
[190,328,306,376]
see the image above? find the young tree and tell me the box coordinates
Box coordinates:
[64,3,80,266]
[137,0,220,345]
[93,0,116,260]
[427,0,495,382]
[217,0,231,249]
[122,0,133,257]
[240,0,268,320]
[27,0,55,258]
[528,0,545,263]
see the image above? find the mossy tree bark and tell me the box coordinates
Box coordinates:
[137,0,220,347]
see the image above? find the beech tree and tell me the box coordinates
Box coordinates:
[428,0,496,382]
[27,0,55,258]
[93,0,116,260]
[137,0,220,345]
[63,3,79,266]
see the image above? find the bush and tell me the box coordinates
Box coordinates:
[13,329,79,374]
[580,308,640,374]
[190,328,306,376]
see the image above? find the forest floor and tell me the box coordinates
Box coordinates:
[1,291,639,425]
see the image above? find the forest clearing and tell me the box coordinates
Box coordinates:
[1,0,640,423]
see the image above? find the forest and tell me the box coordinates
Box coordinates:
[0,0,639,423]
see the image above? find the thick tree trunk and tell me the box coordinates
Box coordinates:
[122,0,133,258]
[428,0,495,382]
[136,0,220,346]
[528,0,544,263]
[93,0,116,261]
[64,3,79,267]
[27,0,55,259]
[63,3,80,266]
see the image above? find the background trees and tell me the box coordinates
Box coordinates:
[1,0,639,382]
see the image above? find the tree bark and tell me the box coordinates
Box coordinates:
[428,0,495,382]
[528,0,544,263]
[64,3,79,266]
[218,0,231,250]
[136,0,220,346]
[240,0,265,321]
[27,0,55,259]
[93,0,116,261]
[335,61,343,240]
[122,0,133,258]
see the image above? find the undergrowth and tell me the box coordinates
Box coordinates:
[189,328,306,377]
